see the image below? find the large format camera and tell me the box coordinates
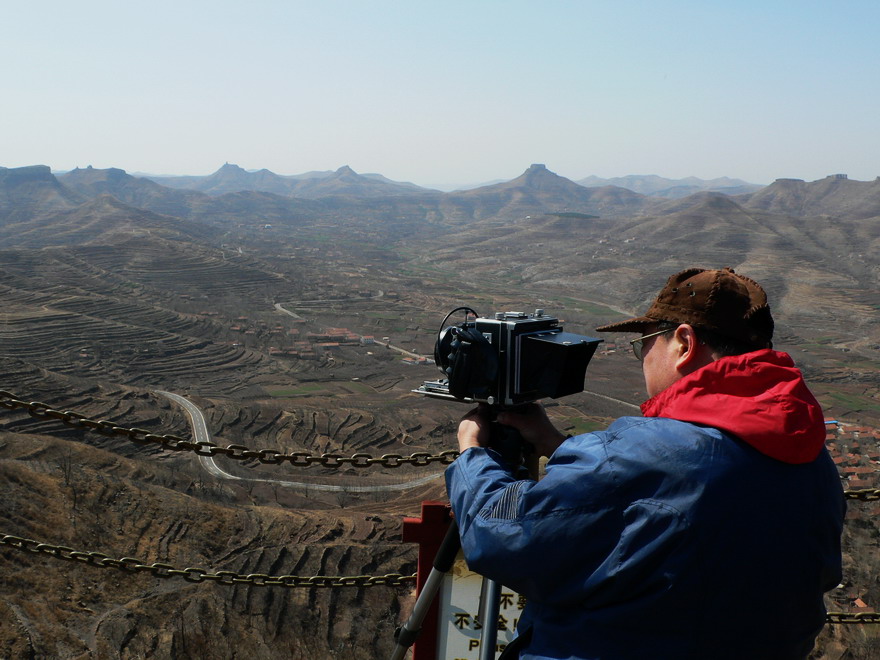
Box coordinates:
[414,307,602,406]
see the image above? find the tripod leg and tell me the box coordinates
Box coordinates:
[390,520,461,660]
[478,578,502,660]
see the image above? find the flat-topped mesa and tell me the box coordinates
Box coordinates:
[0,164,55,184]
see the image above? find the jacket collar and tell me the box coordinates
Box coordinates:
[640,349,827,463]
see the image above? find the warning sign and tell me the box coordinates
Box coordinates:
[436,552,524,660]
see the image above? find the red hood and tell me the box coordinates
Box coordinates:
[640,349,826,464]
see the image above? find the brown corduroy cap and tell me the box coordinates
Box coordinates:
[595,267,774,348]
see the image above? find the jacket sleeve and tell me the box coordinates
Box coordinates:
[445,433,690,607]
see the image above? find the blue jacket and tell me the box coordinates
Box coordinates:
[445,351,845,659]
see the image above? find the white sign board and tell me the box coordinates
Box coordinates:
[435,551,524,659]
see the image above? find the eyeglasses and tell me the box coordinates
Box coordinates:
[630,328,674,361]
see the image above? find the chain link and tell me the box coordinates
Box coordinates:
[0,534,416,589]
[844,488,880,502]
[3,533,878,622]
[825,611,880,625]
[4,390,880,499]
[5,390,880,615]
[7,390,880,501]
[0,390,459,469]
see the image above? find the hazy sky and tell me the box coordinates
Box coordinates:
[4,1,878,187]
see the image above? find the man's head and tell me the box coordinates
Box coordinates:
[596,267,774,397]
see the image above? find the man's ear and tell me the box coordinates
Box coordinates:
[672,324,702,371]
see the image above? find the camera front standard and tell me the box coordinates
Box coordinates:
[414,308,602,406]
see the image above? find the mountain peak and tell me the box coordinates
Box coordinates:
[508,163,577,190]
[335,165,357,176]
[216,163,247,175]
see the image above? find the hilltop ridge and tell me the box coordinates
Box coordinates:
[446,163,646,219]
[149,162,432,198]
[1,165,84,219]
[736,174,880,219]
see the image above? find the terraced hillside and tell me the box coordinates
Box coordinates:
[0,229,461,657]
[414,197,880,354]
[0,298,270,391]
[0,425,419,659]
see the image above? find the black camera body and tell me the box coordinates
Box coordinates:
[415,308,602,406]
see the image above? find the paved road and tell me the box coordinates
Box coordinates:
[372,340,429,360]
[157,390,444,492]
[273,302,303,320]
[583,389,641,412]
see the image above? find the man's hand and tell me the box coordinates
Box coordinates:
[457,404,492,453]
[496,403,567,458]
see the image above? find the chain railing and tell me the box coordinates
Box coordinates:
[3,390,878,501]
[0,534,415,588]
[825,612,880,625]
[2,388,880,620]
[0,390,459,468]
[0,533,874,622]
[845,488,880,502]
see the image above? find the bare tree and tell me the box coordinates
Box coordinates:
[57,447,74,486]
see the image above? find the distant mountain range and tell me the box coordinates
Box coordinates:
[147,163,431,198]
[4,161,877,359]
[143,163,763,199]
[5,165,880,245]
[577,174,763,198]
[2,163,652,244]
[38,162,878,209]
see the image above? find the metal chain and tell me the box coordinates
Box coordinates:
[844,488,880,502]
[5,389,879,619]
[0,534,416,588]
[2,533,877,622]
[4,390,880,500]
[4,390,879,502]
[825,611,880,625]
[0,390,459,469]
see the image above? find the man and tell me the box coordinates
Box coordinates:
[446,267,845,660]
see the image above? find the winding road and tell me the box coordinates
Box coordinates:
[157,390,444,492]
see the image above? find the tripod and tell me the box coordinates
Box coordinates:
[389,518,505,660]
[390,415,528,660]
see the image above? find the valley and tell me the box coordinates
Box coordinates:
[1,162,879,658]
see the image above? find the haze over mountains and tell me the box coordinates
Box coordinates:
[6,161,879,226]
[148,163,430,198]
[147,163,762,198]
[576,174,762,198]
